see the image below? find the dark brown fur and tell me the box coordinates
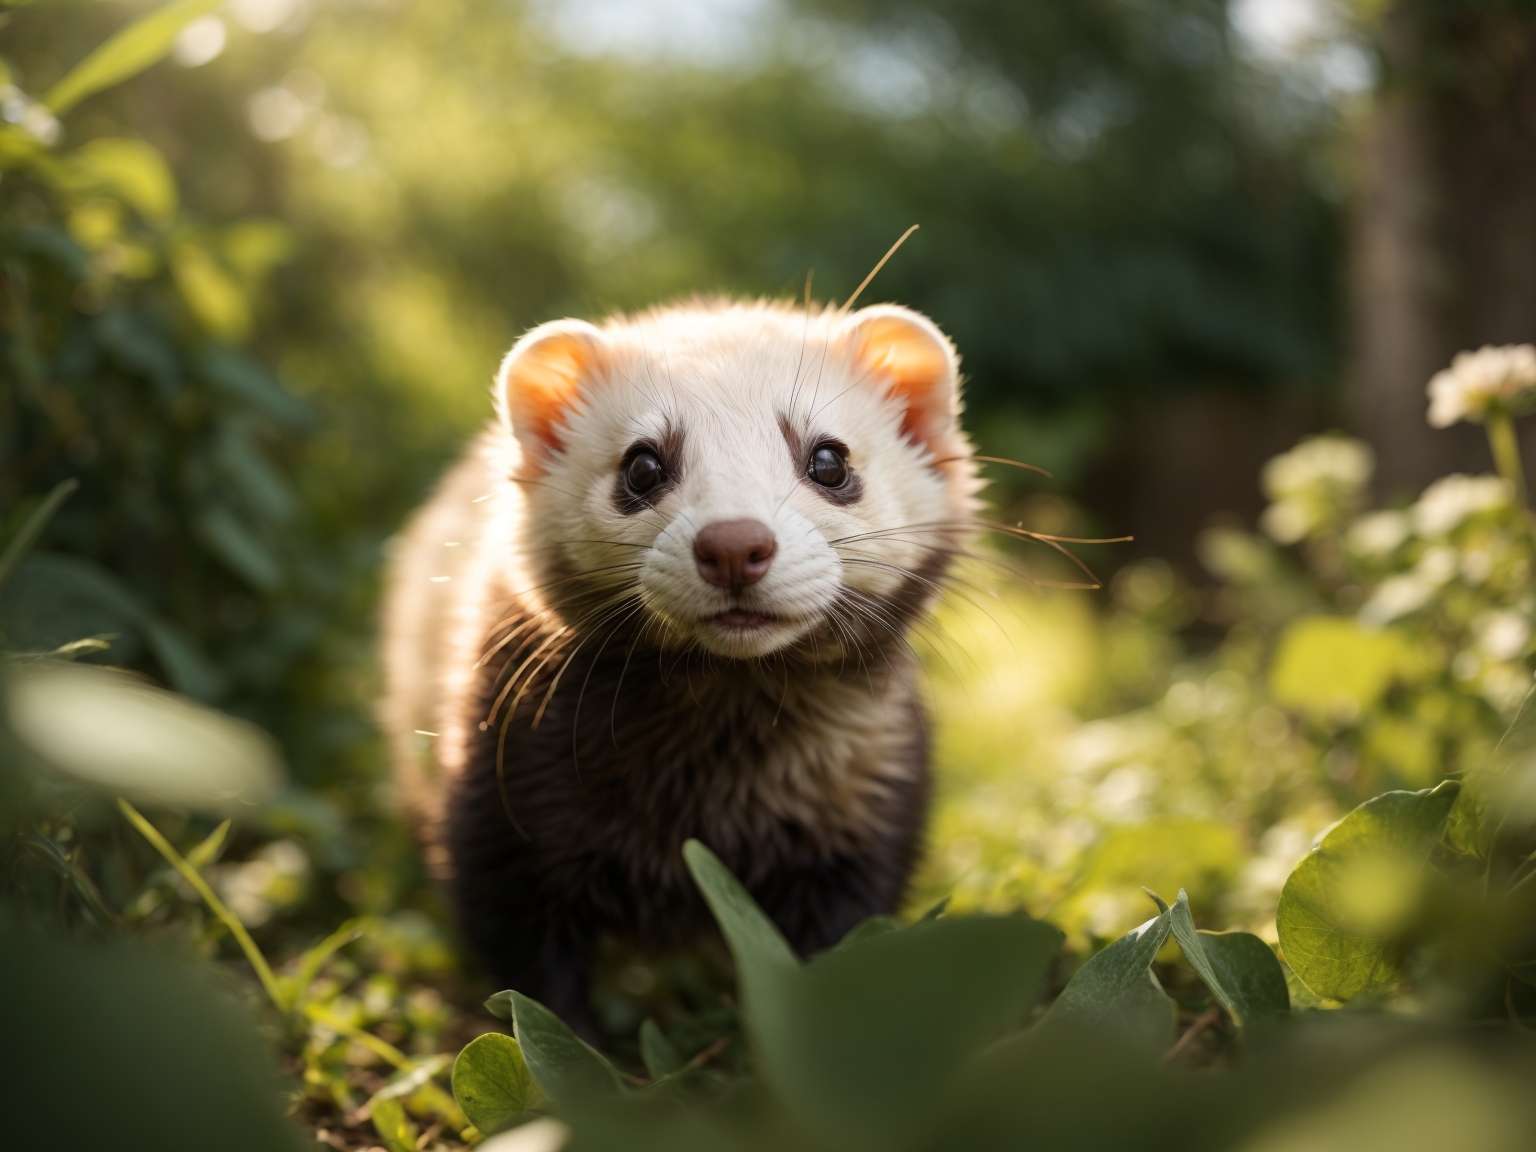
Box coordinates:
[444,575,938,1035]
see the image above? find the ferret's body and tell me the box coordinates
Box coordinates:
[381,300,975,1031]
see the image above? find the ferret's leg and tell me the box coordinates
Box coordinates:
[448,859,599,1038]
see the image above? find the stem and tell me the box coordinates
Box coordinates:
[117,798,287,1011]
[303,1003,412,1069]
[1486,410,1527,506]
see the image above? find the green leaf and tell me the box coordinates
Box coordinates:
[833,913,900,950]
[368,1096,417,1152]
[1277,781,1461,1001]
[66,138,177,224]
[0,479,77,596]
[1269,616,1417,721]
[638,1019,685,1081]
[184,819,231,870]
[1167,889,1288,1027]
[768,915,1062,1145]
[201,348,314,429]
[452,1033,538,1135]
[508,991,623,1104]
[684,839,1060,1145]
[682,838,800,1022]
[44,0,223,115]
[1039,909,1177,1055]
[197,506,283,590]
[484,990,515,1022]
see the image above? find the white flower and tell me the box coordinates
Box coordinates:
[1258,435,1374,543]
[1411,474,1512,537]
[1359,574,1434,626]
[1426,344,1536,427]
[1476,610,1531,661]
[1346,510,1411,558]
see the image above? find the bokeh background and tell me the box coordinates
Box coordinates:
[5,1,1536,1146]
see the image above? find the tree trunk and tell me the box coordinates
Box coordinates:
[1353,4,1536,499]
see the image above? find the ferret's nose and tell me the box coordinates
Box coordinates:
[694,519,777,592]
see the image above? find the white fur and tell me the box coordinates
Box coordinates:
[503,300,975,659]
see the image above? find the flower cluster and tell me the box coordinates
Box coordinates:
[1258,434,1374,544]
[1426,344,1536,428]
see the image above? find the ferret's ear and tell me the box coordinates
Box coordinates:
[496,319,608,467]
[842,305,961,453]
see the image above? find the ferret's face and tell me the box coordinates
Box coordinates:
[497,303,975,660]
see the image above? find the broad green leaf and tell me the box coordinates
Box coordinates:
[638,1019,685,1081]
[682,838,799,1023]
[1168,889,1288,1027]
[369,1096,417,1152]
[1269,616,1416,721]
[5,662,283,812]
[66,138,177,224]
[1039,909,1176,1054]
[685,839,1060,1145]
[452,1033,538,1134]
[508,991,622,1104]
[834,913,900,949]
[44,0,223,115]
[763,915,1062,1146]
[1277,781,1461,1001]
[1195,931,1290,1023]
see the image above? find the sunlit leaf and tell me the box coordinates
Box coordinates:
[508,991,622,1104]
[1277,781,1461,1001]
[184,819,231,870]
[452,1033,538,1134]
[1168,889,1288,1027]
[5,662,283,812]
[173,241,251,342]
[1039,909,1176,1055]
[368,1096,417,1152]
[44,0,223,115]
[66,137,177,224]
[1269,616,1417,722]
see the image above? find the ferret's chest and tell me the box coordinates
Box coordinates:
[464,645,924,871]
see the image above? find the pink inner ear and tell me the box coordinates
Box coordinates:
[853,314,955,450]
[501,329,602,464]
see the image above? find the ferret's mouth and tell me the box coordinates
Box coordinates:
[712,609,777,629]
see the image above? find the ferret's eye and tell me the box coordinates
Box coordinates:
[807,444,849,488]
[624,451,665,495]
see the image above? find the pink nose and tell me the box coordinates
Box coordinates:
[694,519,777,592]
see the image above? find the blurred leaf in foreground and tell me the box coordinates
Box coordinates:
[5,661,283,812]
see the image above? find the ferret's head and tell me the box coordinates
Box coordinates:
[495,300,977,661]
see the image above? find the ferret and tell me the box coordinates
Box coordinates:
[380,298,977,1033]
